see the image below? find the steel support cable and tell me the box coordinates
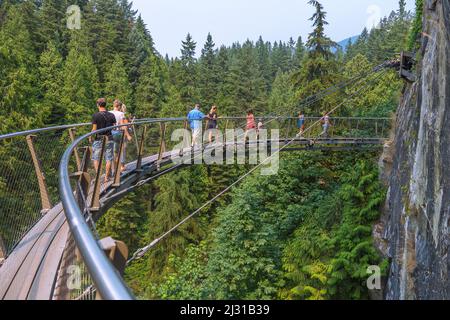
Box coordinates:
[126,69,388,264]
[231,57,396,138]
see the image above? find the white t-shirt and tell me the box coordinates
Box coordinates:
[110,110,125,126]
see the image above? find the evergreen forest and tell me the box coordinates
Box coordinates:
[0,0,421,299]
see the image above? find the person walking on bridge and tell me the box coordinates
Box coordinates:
[206,105,219,143]
[90,98,116,183]
[110,100,132,172]
[187,104,205,148]
[297,111,305,137]
[245,110,256,143]
[320,112,331,138]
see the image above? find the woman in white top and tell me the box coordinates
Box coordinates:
[111,100,131,172]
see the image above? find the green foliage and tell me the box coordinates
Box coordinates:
[104,54,132,105]
[38,41,65,125]
[291,0,339,114]
[157,152,387,300]
[342,54,401,117]
[0,4,38,133]
[407,0,424,51]
[134,54,169,117]
[282,160,387,300]
[269,71,297,114]
[61,31,99,123]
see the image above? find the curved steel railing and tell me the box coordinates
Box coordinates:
[58,118,187,300]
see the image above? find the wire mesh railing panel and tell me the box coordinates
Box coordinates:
[0,125,91,257]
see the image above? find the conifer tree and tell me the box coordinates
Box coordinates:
[139,169,206,287]
[293,36,306,69]
[38,0,69,53]
[128,15,156,104]
[38,41,65,125]
[291,0,339,114]
[134,54,169,117]
[104,54,132,105]
[256,36,272,91]
[199,33,219,106]
[223,40,265,115]
[0,5,38,132]
[61,30,99,123]
[305,0,336,60]
[176,33,199,104]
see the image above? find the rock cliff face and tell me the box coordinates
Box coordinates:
[380,0,449,300]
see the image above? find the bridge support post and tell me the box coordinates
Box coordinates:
[136,125,147,172]
[0,235,5,265]
[68,128,82,172]
[76,146,92,212]
[112,132,125,187]
[180,120,189,157]
[285,118,292,143]
[26,135,52,214]
[90,136,107,211]
[95,237,129,300]
[157,122,167,170]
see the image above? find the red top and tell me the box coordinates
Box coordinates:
[246,114,256,129]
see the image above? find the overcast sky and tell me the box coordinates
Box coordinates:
[131,0,416,58]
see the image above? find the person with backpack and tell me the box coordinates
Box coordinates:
[187,104,206,148]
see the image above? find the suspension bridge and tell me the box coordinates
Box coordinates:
[0,58,411,300]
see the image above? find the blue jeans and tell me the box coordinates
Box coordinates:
[112,131,125,163]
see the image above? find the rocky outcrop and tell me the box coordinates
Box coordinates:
[380,0,449,300]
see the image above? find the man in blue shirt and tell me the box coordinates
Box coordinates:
[187,104,205,147]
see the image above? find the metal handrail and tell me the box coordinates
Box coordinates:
[0,123,91,141]
[0,116,390,140]
[58,118,186,300]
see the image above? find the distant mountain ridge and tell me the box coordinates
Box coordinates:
[333,35,360,52]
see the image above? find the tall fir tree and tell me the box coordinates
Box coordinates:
[256,36,272,92]
[0,5,38,132]
[223,40,266,115]
[199,33,219,107]
[104,54,132,105]
[128,15,156,105]
[176,33,199,105]
[61,30,99,123]
[293,36,306,69]
[38,41,65,125]
[292,0,339,114]
[134,54,169,117]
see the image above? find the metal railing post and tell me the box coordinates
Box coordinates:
[77,146,92,212]
[26,134,52,213]
[69,128,82,172]
[157,122,167,169]
[0,235,5,265]
[112,133,125,187]
[180,120,189,157]
[90,136,107,211]
[136,125,147,172]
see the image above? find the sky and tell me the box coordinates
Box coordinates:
[131,0,416,58]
